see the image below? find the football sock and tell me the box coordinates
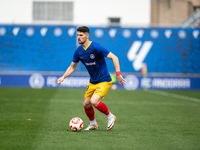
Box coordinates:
[90,119,97,125]
[107,112,114,119]
[95,102,110,116]
[84,106,95,121]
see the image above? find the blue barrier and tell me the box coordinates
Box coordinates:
[89,27,200,73]
[0,25,76,72]
[0,25,200,74]
[0,74,199,90]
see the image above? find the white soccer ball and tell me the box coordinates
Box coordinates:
[69,117,84,131]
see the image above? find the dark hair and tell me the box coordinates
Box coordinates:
[77,26,90,34]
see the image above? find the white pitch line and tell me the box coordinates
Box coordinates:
[50,99,199,106]
[146,90,200,103]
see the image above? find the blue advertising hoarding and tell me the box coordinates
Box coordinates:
[0,25,76,72]
[0,74,199,90]
[89,27,200,73]
[0,25,200,73]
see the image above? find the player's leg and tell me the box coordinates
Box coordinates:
[90,94,109,115]
[83,98,98,130]
[90,81,116,130]
[83,97,94,121]
[83,84,98,130]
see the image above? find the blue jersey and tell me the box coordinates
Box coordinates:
[73,42,112,84]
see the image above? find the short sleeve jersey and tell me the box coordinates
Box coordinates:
[73,42,111,84]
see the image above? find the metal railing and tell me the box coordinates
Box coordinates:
[181,8,200,27]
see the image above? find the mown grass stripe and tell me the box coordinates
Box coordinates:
[146,90,200,103]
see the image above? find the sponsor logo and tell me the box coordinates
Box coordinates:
[46,76,89,87]
[109,29,117,38]
[94,29,103,38]
[150,30,159,39]
[178,30,186,39]
[13,27,20,36]
[85,61,96,66]
[95,87,102,93]
[193,30,199,39]
[165,30,172,38]
[127,41,153,71]
[26,27,34,36]
[141,78,191,89]
[124,75,139,90]
[0,27,6,36]
[122,29,131,38]
[29,73,45,88]
[68,28,75,37]
[40,27,48,36]
[137,29,144,38]
[53,28,62,37]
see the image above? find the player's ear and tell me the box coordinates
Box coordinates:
[86,33,89,39]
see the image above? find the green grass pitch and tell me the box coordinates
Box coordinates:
[0,87,200,150]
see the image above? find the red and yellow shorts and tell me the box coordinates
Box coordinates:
[84,81,112,99]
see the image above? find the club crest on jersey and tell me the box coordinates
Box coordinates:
[90,54,95,59]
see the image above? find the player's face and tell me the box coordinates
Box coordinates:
[77,31,88,44]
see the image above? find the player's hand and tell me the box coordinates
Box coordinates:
[117,75,126,86]
[57,77,65,85]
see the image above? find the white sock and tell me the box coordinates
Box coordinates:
[107,112,114,119]
[90,119,97,125]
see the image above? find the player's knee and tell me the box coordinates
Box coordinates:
[90,98,99,107]
[83,102,91,108]
[83,102,87,107]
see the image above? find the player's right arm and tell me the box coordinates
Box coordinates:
[57,62,78,85]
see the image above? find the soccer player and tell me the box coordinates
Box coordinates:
[57,26,126,130]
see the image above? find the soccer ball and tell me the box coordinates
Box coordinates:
[69,117,84,131]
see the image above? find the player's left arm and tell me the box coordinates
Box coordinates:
[107,52,126,86]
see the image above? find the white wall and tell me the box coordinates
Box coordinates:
[0,0,150,26]
[74,0,150,26]
[0,0,32,24]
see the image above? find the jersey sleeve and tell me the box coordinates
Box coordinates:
[95,44,110,57]
[72,50,79,63]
